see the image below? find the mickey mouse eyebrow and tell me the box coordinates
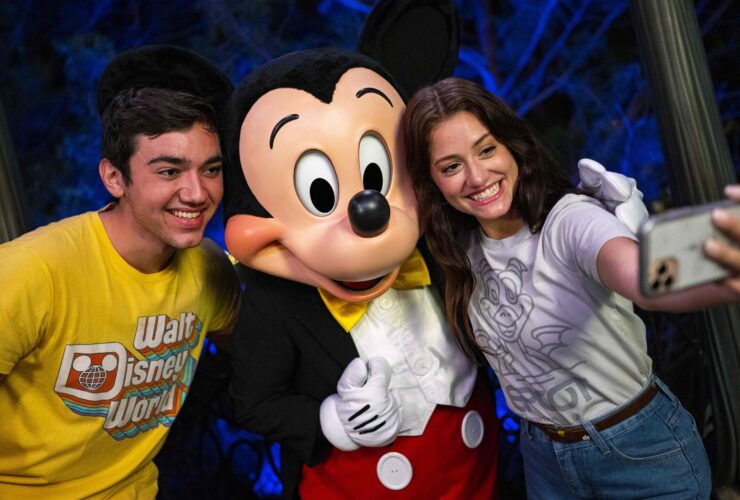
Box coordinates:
[270,113,300,149]
[356,87,393,107]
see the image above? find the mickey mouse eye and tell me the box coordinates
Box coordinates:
[359,133,391,195]
[294,150,338,216]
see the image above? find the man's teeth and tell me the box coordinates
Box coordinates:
[171,210,201,220]
[470,182,500,201]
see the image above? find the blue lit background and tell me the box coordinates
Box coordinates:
[1,0,737,497]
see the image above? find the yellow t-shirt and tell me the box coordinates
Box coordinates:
[0,211,241,499]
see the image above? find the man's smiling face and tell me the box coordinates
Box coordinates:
[115,122,223,255]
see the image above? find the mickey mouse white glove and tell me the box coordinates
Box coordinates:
[578,158,649,235]
[319,357,402,451]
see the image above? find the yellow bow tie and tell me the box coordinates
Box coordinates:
[318,248,431,332]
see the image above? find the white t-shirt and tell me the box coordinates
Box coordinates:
[464,194,652,425]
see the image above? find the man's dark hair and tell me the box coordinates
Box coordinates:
[101,87,218,183]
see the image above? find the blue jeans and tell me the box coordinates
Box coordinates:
[519,377,711,499]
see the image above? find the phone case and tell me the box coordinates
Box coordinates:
[638,200,740,296]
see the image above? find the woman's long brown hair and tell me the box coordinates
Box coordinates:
[402,77,574,357]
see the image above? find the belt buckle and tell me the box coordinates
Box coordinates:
[553,425,589,443]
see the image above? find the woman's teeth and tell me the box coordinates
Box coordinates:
[470,181,500,201]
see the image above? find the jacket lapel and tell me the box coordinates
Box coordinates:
[279,279,359,368]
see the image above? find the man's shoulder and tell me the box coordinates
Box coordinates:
[185,237,226,259]
[1,212,99,260]
[179,238,236,272]
[177,238,241,289]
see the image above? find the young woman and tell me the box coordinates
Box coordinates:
[403,77,739,499]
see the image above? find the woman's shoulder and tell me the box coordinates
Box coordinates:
[551,192,606,214]
[546,193,612,227]
[543,193,636,257]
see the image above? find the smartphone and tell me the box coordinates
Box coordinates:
[638,199,740,296]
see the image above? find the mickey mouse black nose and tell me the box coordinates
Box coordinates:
[348,189,390,238]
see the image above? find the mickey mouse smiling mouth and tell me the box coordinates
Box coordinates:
[337,276,384,292]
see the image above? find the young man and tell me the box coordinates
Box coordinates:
[0,46,240,499]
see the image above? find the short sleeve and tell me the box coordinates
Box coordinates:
[542,194,637,283]
[0,242,52,374]
[200,239,242,335]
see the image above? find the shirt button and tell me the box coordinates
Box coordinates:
[461,410,485,449]
[379,297,394,310]
[411,352,434,376]
[376,452,413,490]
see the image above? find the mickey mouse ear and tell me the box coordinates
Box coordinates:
[357,0,459,100]
[96,45,233,119]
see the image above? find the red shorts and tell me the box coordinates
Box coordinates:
[300,380,499,499]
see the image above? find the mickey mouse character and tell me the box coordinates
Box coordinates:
[223,2,500,497]
[223,1,647,497]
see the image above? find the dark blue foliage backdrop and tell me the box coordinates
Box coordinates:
[2,0,738,238]
[1,0,738,497]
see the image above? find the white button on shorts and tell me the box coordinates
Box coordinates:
[461,410,485,449]
[377,451,413,490]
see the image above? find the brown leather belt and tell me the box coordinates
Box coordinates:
[534,383,659,443]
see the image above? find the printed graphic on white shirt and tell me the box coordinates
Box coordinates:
[53,312,202,440]
[472,257,593,417]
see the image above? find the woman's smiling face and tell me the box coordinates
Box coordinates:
[429,111,522,239]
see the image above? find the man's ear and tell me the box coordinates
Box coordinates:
[99,158,125,198]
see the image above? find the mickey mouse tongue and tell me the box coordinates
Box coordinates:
[339,277,384,291]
